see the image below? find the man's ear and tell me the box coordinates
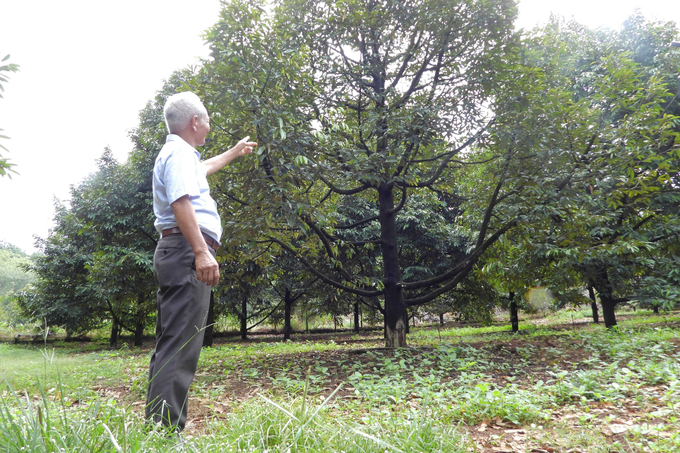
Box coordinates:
[191,115,199,131]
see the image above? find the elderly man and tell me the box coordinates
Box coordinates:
[146,91,256,431]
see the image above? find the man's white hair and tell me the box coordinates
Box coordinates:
[163,91,209,134]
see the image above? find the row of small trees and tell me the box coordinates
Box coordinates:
[12,1,680,347]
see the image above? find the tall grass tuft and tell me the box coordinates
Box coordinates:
[0,377,188,452]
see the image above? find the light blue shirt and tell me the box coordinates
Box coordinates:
[153,134,222,244]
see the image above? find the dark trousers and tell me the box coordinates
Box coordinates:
[145,234,213,431]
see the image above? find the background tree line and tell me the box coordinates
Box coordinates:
[0,241,35,324]
[6,1,679,347]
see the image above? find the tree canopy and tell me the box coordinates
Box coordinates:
[483,14,680,328]
[14,2,680,345]
[197,0,521,347]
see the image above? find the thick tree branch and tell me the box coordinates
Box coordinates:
[216,189,251,206]
[247,299,285,331]
[391,48,434,111]
[396,123,491,188]
[105,299,134,334]
[319,174,372,195]
[335,214,379,230]
[412,153,500,166]
[605,214,656,245]
[266,237,383,297]
[358,296,384,314]
[387,30,423,91]
[476,165,508,249]
[426,31,450,103]
[393,140,418,178]
[404,269,470,307]
[302,216,355,281]
[401,219,517,291]
[387,185,407,215]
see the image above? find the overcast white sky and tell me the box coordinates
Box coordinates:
[0,0,678,254]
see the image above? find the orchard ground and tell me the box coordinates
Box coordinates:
[2,308,680,452]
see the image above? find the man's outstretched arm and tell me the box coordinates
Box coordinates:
[203,136,257,176]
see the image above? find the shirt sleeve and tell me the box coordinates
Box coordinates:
[162,149,201,205]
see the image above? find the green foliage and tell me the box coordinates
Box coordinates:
[72,149,157,344]
[10,2,679,354]
[197,0,521,346]
[421,270,501,325]
[0,242,34,325]
[14,203,102,336]
[0,378,188,452]
[482,15,680,326]
[3,311,680,452]
[0,53,19,177]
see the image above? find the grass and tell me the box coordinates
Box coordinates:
[1,310,680,451]
[0,342,146,403]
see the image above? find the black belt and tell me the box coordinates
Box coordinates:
[161,227,219,250]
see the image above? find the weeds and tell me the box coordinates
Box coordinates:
[0,377,165,452]
[1,311,680,452]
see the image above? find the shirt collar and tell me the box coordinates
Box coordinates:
[166,134,201,157]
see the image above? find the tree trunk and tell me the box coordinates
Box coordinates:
[109,319,119,348]
[600,295,617,328]
[591,302,600,323]
[284,288,293,340]
[240,293,248,340]
[378,183,408,348]
[589,267,618,328]
[653,303,660,314]
[135,293,147,347]
[134,320,144,347]
[588,284,599,324]
[383,311,387,341]
[304,300,309,332]
[134,295,146,347]
[353,301,360,333]
[509,291,519,332]
[439,313,444,326]
[203,291,215,347]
